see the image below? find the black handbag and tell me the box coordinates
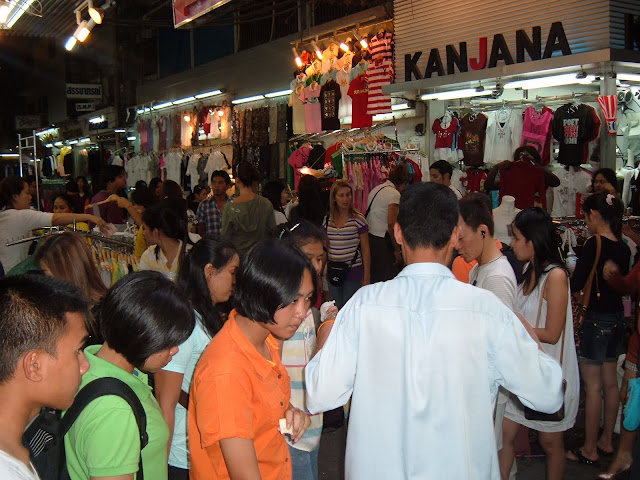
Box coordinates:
[327,245,360,286]
[523,273,567,422]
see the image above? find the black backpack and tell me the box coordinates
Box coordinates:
[22,377,148,480]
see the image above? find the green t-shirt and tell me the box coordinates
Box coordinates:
[64,345,170,480]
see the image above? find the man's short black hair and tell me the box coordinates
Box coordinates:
[398,182,459,250]
[459,193,495,236]
[429,160,453,179]
[0,275,90,384]
[101,165,125,188]
[234,239,317,324]
[211,170,231,185]
[99,271,195,369]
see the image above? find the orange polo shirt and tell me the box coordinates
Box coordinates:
[188,310,292,480]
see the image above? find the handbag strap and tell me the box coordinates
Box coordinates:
[534,268,566,366]
[364,184,392,218]
[325,215,361,267]
[580,234,603,308]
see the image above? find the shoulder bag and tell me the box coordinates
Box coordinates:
[325,216,361,286]
[523,273,567,421]
[571,234,601,348]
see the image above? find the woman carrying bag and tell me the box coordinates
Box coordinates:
[498,208,579,480]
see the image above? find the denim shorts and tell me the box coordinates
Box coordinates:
[578,311,624,364]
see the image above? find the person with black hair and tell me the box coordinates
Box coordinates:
[221,162,275,257]
[196,170,232,237]
[305,182,564,479]
[149,177,163,201]
[76,176,91,199]
[64,271,195,480]
[591,168,618,195]
[0,275,90,480]
[499,208,578,480]
[287,174,327,227]
[187,185,209,216]
[0,176,106,272]
[189,240,312,480]
[429,160,463,199]
[263,180,288,225]
[155,237,240,480]
[89,165,128,224]
[567,192,631,466]
[65,180,89,213]
[139,199,200,281]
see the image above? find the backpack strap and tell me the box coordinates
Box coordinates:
[61,377,148,480]
[364,184,392,218]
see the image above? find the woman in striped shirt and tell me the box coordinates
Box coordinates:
[324,180,371,308]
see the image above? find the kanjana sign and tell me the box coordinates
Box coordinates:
[404,22,572,82]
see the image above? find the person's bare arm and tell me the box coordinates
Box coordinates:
[52,213,106,228]
[217,438,262,480]
[113,197,143,226]
[154,369,184,455]
[360,231,371,286]
[535,268,568,344]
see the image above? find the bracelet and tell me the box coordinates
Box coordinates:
[317,319,335,335]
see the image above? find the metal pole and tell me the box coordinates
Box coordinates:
[33,130,40,211]
[18,133,23,177]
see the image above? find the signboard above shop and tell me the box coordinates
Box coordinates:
[15,115,42,130]
[172,0,234,28]
[66,83,103,99]
[76,103,96,112]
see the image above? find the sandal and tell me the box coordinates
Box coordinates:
[566,448,600,467]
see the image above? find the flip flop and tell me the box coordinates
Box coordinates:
[597,447,614,457]
[566,448,600,467]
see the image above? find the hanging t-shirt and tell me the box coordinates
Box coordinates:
[181,114,193,147]
[365,59,394,115]
[550,166,592,217]
[164,151,183,184]
[288,145,312,190]
[461,168,488,194]
[289,83,307,135]
[320,80,342,131]
[432,115,460,162]
[521,107,554,166]
[458,113,488,167]
[172,114,182,148]
[336,68,353,119]
[348,75,373,128]
[300,83,322,134]
[498,160,546,209]
[137,120,148,151]
[484,109,523,166]
[368,31,394,63]
[157,116,168,152]
[551,103,601,167]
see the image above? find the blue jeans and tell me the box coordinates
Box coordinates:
[329,280,361,309]
[288,444,319,480]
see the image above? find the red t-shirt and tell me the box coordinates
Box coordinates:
[498,161,546,209]
[348,75,373,128]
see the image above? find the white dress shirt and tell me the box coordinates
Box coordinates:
[306,262,563,480]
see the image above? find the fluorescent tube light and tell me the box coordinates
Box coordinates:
[127,136,136,141]
[69,140,78,145]
[45,143,53,148]
[421,88,494,101]
[391,103,410,111]
[618,73,640,82]
[0,4,10,24]
[194,90,222,99]
[114,129,125,133]
[54,141,63,147]
[152,102,173,110]
[6,0,34,28]
[88,115,104,123]
[173,96,195,105]
[504,74,595,90]
[79,137,91,143]
[232,95,265,104]
[0,153,19,158]
[136,108,145,115]
[265,89,293,98]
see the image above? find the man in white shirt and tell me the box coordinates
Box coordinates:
[305,182,563,480]
[0,275,91,480]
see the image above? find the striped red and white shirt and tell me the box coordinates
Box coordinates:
[365,59,394,115]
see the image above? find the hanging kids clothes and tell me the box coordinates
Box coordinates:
[368,30,394,63]
[365,58,394,115]
[320,79,342,131]
[336,66,353,120]
[348,74,373,128]
[551,103,601,167]
[290,74,307,135]
[432,113,461,162]
[300,82,322,133]
[484,109,523,166]
[458,113,488,167]
[521,106,554,166]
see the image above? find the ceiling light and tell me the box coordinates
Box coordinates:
[88,115,104,123]
[54,141,63,147]
[126,136,136,141]
[183,114,190,122]
[232,95,265,104]
[217,108,224,117]
[74,20,90,42]
[79,137,91,143]
[292,47,303,68]
[420,87,496,101]
[391,103,410,111]
[265,89,293,98]
[114,128,125,133]
[0,3,10,24]
[87,0,103,24]
[311,40,322,60]
[65,36,77,51]
[504,73,595,90]
[152,101,173,110]
[618,73,640,83]
[339,41,350,52]
[0,153,19,158]
[6,0,34,28]
[45,143,53,148]
[194,89,222,99]
[172,96,195,105]
[69,140,79,145]
[352,30,367,49]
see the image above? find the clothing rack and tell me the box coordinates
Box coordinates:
[449,92,600,113]
[6,226,134,252]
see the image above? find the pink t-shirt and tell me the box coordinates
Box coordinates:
[288,145,312,190]
[300,83,322,134]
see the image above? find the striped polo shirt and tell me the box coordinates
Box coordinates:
[325,214,369,267]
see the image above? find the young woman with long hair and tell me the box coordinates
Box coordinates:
[324,179,370,308]
[499,208,579,480]
[155,237,240,480]
[567,193,631,466]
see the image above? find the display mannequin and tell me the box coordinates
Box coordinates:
[493,195,520,244]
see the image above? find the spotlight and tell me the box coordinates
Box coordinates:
[292,47,303,68]
[217,108,224,117]
[87,0,104,24]
[339,39,351,53]
[65,36,77,51]
[183,115,191,122]
[576,68,587,80]
[352,30,367,49]
[74,20,90,42]
[311,40,323,60]
[0,2,9,24]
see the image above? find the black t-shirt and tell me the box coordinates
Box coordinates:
[320,80,342,131]
[571,235,631,313]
